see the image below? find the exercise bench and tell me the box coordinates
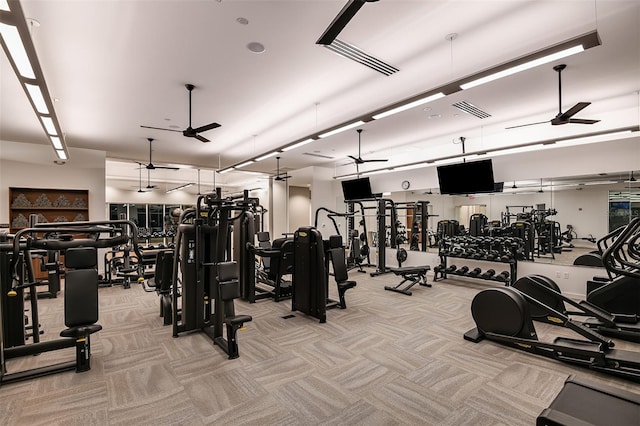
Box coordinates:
[385,265,431,296]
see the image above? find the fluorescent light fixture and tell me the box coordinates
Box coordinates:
[584,180,619,186]
[25,83,49,114]
[461,45,584,90]
[41,116,56,134]
[235,160,255,169]
[218,168,233,174]
[335,173,359,180]
[282,138,313,152]
[393,163,428,172]
[166,183,194,193]
[491,144,544,156]
[362,168,391,176]
[319,121,365,138]
[372,93,445,120]
[1,2,69,159]
[0,23,35,79]
[255,151,280,161]
[555,130,633,145]
[50,136,63,150]
[382,192,391,196]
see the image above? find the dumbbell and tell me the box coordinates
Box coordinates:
[494,271,510,282]
[466,267,482,277]
[457,266,469,275]
[445,264,457,273]
[480,269,496,279]
[485,251,499,261]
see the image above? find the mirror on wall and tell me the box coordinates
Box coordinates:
[386,178,635,267]
[609,189,640,232]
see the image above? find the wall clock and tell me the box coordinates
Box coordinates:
[401,180,410,190]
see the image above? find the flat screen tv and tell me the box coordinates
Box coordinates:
[341,177,374,201]
[437,159,496,195]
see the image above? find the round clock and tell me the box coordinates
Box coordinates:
[401,180,411,190]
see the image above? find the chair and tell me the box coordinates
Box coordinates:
[329,247,357,309]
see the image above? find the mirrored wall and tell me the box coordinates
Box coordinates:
[108,203,192,244]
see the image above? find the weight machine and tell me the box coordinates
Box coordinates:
[1,220,140,386]
[171,189,253,359]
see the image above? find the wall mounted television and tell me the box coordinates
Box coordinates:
[437,159,496,195]
[341,177,374,201]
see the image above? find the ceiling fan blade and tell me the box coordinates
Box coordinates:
[559,102,591,120]
[140,125,182,133]
[193,122,221,134]
[347,155,359,162]
[194,134,211,143]
[316,0,368,45]
[505,120,551,130]
[568,118,600,125]
[362,159,388,163]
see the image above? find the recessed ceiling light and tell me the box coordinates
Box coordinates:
[236,17,249,25]
[247,42,265,54]
[423,107,432,112]
[428,114,442,119]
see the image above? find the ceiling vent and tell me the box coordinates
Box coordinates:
[452,101,491,119]
[324,39,399,76]
[303,152,335,159]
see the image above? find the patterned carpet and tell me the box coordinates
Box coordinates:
[1,268,637,425]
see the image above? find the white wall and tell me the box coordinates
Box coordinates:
[288,186,311,232]
[1,140,107,225]
[270,179,288,238]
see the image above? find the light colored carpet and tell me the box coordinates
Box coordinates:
[1,267,637,425]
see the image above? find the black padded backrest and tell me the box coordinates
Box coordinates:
[218,261,240,301]
[65,246,97,269]
[64,247,99,327]
[159,251,174,291]
[218,261,238,283]
[256,231,271,243]
[257,232,272,269]
[279,239,295,274]
[330,248,348,283]
[272,237,289,249]
[328,235,342,249]
[153,251,166,284]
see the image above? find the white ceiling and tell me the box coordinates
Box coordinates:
[1,0,639,191]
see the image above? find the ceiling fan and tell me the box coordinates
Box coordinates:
[135,166,151,193]
[141,84,221,143]
[348,129,388,165]
[273,156,291,181]
[137,138,179,171]
[507,64,600,129]
[316,0,380,45]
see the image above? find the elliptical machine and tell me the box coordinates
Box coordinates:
[465,286,640,383]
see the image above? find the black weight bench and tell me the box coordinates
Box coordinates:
[385,266,431,296]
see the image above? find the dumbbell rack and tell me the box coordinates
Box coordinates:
[434,236,518,286]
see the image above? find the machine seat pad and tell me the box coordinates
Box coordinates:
[225,315,253,327]
[338,281,357,291]
[390,266,431,276]
[60,324,103,338]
